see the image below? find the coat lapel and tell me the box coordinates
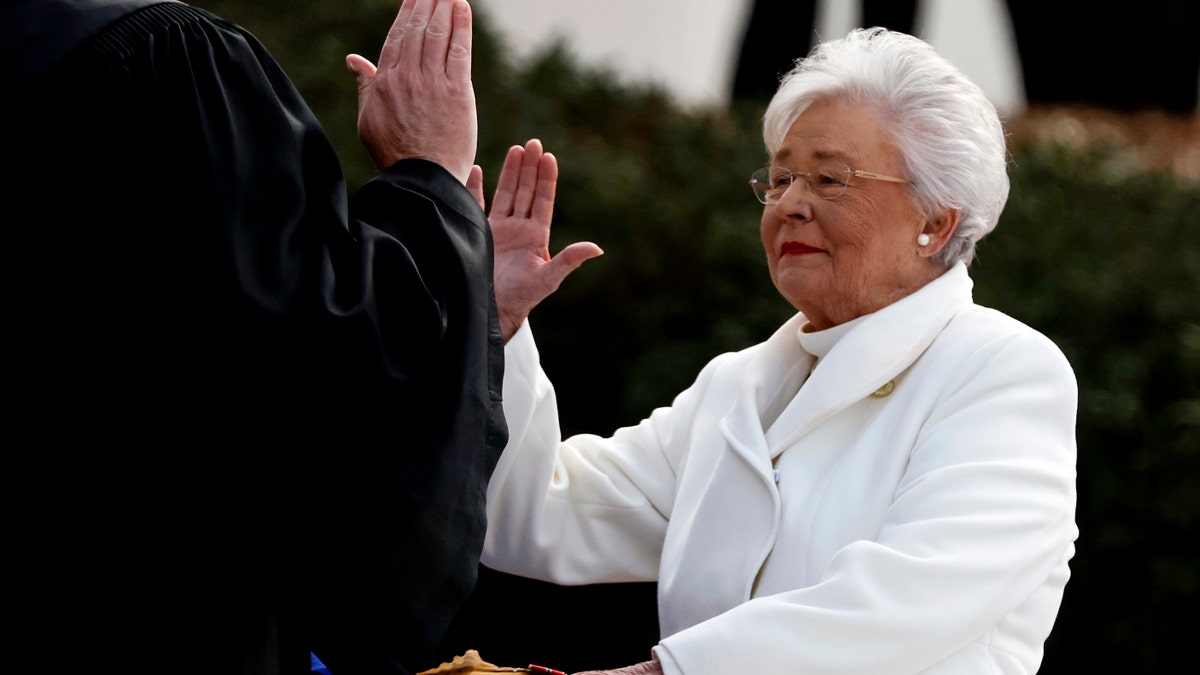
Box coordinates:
[659,315,812,632]
[765,262,975,453]
[718,312,814,476]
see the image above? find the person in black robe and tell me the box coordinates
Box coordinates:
[1,1,510,674]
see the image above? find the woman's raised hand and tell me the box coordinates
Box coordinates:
[484,139,604,341]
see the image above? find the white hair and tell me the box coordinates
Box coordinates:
[762,27,1010,267]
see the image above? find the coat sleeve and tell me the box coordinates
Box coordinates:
[482,321,692,584]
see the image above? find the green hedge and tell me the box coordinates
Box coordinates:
[975,142,1199,672]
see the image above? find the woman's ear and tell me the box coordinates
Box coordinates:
[918,208,960,258]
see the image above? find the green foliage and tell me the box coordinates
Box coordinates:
[193,2,1198,671]
[194,0,399,187]
[482,42,795,432]
[974,142,1200,672]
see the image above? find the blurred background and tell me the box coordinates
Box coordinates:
[195,1,1198,672]
[478,0,1200,115]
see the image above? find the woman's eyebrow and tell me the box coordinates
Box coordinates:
[771,148,850,165]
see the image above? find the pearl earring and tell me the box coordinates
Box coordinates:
[917,233,931,247]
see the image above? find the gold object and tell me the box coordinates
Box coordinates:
[871,380,896,398]
[417,650,530,675]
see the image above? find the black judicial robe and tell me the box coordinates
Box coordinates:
[2,2,507,674]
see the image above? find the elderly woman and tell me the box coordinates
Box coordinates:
[482,28,1078,675]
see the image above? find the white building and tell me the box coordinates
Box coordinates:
[475,0,1025,114]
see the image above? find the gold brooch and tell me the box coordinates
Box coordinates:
[871,380,896,398]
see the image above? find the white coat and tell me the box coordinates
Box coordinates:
[483,262,1078,674]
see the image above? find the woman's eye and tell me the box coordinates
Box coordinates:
[771,173,793,188]
[817,172,845,186]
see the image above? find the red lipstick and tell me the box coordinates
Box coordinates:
[780,241,824,255]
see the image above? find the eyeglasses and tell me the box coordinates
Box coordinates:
[749,164,907,204]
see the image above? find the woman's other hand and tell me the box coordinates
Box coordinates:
[572,660,664,675]
[488,139,603,341]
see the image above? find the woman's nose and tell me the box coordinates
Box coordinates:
[773,180,814,220]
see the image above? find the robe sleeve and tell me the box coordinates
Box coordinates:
[6,3,507,675]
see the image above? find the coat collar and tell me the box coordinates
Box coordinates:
[723,262,974,458]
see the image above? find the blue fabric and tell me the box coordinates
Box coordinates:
[311,653,332,675]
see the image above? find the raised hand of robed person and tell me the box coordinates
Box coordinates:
[345,0,478,183]
[487,139,604,341]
